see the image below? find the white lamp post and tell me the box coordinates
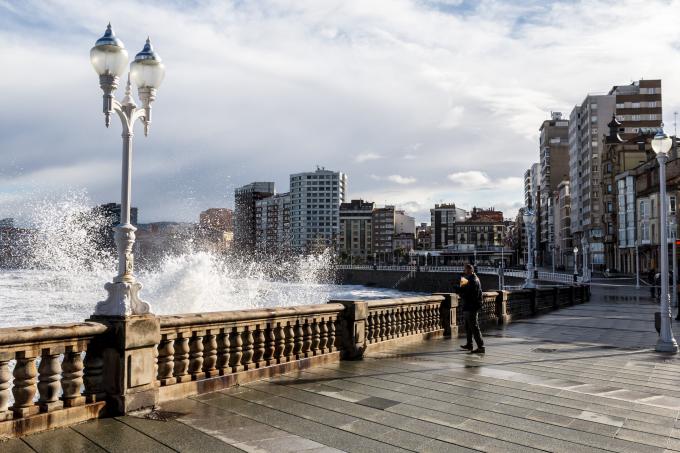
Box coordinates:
[573,246,578,282]
[90,24,165,317]
[651,128,678,352]
[523,208,536,288]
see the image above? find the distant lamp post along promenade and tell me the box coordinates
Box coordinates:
[651,127,679,352]
[522,207,535,289]
[90,23,165,317]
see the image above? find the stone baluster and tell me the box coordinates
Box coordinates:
[302,320,312,358]
[318,318,328,353]
[241,327,254,371]
[327,318,336,352]
[411,306,419,333]
[83,349,104,403]
[61,346,85,407]
[310,319,321,356]
[216,329,231,375]
[264,324,276,366]
[188,332,205,381]
[293,321,304,359]
[424,305,432,332]
[378,310,386,341]
[0,359,11,421]
[274,323,286,363]
[252,325,266,368]
[173,335,190,383]
[11,352,38,418]
[202,331,218,378]
[38,348,63,412]
[229,327,244,372]
[366,311,374,343]
[397,308,405,336]
[156,335,176,386]
[389,309,397,339]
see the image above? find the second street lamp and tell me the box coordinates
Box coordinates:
[90,24,165,317]
[651,128,678,353]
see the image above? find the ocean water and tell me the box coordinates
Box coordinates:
[0,191,408,328]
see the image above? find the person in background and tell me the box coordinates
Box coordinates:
[456,264,485,354]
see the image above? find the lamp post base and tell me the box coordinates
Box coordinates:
[656,337,679,353]
[95,281,150,317]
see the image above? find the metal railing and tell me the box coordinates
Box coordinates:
[336,265,583,284]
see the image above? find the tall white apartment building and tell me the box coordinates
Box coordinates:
[568,94,615,266]
[290,168,347,251]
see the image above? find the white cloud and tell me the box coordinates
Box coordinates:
[2,0,680,222]
[447,171,523,192]
[370,174,417,184]
[354,152,382,163]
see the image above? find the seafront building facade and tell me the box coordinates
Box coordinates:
[290,168,347,251]
[234,182,275,253]
[538,113,570,266]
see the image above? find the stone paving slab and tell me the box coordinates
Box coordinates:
[7,284,680,452]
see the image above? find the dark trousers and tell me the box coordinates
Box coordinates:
[464,310,484,348]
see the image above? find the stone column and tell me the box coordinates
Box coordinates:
[433,293,459,338]
[330,300,367,360]
[87,314,160,415]
[494,291,511,325]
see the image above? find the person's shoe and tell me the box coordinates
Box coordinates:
[471,347,486,354]
[460,344,473,351]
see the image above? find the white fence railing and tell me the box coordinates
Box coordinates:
[336,265,582,284]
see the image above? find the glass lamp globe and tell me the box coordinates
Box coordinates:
[90,24,128,77]
[523,209,533,226]
[573,246,578,254]
[130,38,165,89]
[651,128,673,155]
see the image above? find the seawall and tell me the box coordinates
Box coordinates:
[336,269,525,292]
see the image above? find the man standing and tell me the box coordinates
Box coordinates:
[457,264,485,354]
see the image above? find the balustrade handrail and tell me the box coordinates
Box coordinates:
[0,322,107,350]
[159,303,346,330]
[364,295,445,309]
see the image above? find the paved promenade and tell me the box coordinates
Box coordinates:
[4,284,680,452]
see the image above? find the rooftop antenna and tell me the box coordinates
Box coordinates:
[674,112,678,136]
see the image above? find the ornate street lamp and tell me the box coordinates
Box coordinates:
[90,24,165,317]
[651,128,678,352]
[522,208,535,288]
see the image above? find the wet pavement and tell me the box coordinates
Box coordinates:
[4,284,680,452]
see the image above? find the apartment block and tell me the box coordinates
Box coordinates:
[234,182,275,253]
[338,199,374,262]
[255,192,291,254]
[568,94,615,267]
[538,112,570,265]
[290,168,346,251]
[372,206,395,263]
[430,203,467,250]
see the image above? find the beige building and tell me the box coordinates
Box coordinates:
[255,193,291,255]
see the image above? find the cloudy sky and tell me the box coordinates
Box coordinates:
[2,0,680,224]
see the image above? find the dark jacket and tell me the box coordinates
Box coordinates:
[457,273,483,311]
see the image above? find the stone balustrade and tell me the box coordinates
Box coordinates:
[155,304,346,401]
[0,285,589,439]
[0,322,108,437]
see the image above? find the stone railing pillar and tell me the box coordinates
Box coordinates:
[494,291,511,325]
[330,300,367,360]
[88,314,160,415]
[433,293,458,338]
